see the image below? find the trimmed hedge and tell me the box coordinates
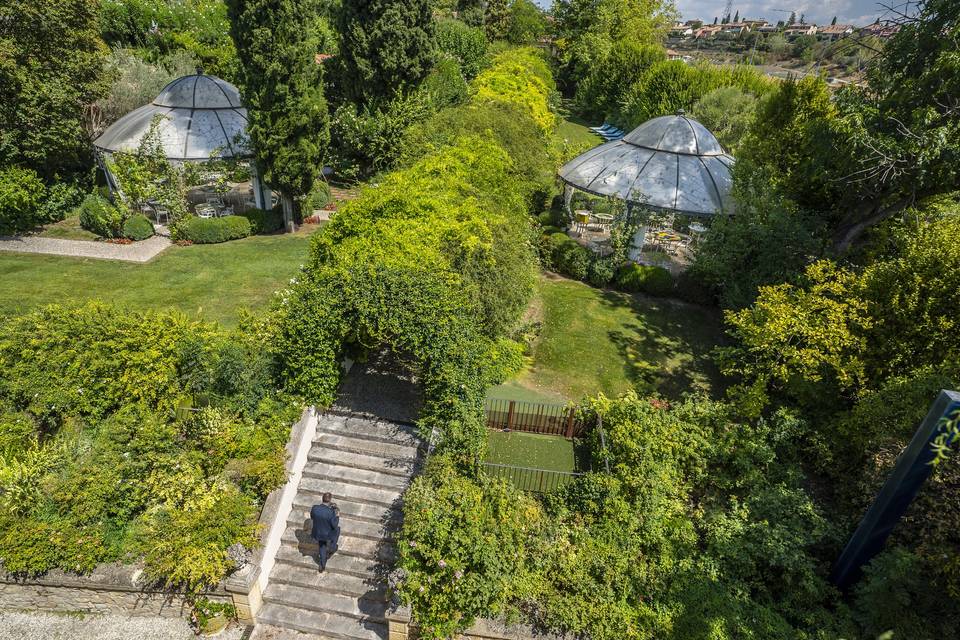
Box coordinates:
[78,194,125,238]
[615,263,675,297]
[122,214,155,241]
[238,207,284,234]
[175,216,251,244]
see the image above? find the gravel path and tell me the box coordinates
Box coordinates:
[0,611,247,640]
[0,234,172,263]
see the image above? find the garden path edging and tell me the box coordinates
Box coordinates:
[0,235,171,263]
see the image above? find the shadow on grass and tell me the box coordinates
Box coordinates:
[597,288,729,400]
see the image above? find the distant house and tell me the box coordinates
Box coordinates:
[784,24,818,39]
[741,19,769,29]
[684,19,704,29]
[694,25,723,39]
[670,22,694,37]
[818,23,854,40]
[719,22,751,36]
[757,24,780,34]
[860,21,901,38]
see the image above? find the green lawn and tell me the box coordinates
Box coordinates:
[554,118,603,152]
[490,275,726,403]
[37,216,99,241]
[0,226,319,326]
[485,430,583,473]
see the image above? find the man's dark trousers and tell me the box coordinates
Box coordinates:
[310,503,341,570]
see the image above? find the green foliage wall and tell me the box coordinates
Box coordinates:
[0,303,297,589]
[275,48,553,463]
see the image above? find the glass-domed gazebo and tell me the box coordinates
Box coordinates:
[94,72,272,209]
[558,111,734,259]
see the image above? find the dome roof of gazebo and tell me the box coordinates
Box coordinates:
[558,112,735,217]
[94,73,251,162]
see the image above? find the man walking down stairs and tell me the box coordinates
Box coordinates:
[252,412,422,640]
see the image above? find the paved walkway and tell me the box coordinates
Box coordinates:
[0,612,246,640]
[0,234,172,263]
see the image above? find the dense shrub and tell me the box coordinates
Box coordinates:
[614,263,674,297]
[122,213,155,241]
[473,48,556,135]
[78,194,125,238]
[397,455,540,638]
[421,57,470,110]
[0,167,46,235]
[175,215,252,244]
[0,303,298,588]
[38,182,84,225]
[435,18,488,79]
[587,257,616,288]
[238,207,284,234]
[618,61,773,129]
[554,239,591,280]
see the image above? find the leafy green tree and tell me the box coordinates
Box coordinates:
[484,0,510,40]
[718,261,871,417]
[689,86,757,152]
[226,0,331,230]
[552,0,676,93]
[336,0,435,106]
[574,40,666,120]
[506,0,547,45]
[0,0,110,180]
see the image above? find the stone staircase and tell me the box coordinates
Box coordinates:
[256,412,422,640]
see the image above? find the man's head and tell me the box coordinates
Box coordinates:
[322,492,332,504]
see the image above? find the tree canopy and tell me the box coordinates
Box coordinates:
[226,0,330,226]
[0,0,109,180]
[336,0,435,106]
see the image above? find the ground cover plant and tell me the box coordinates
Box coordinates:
[0,303,299,590]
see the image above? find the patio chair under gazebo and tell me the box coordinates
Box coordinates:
[558,110,734,260]
[93,71,273,213]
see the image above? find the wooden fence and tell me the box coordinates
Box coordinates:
[481,462,584,494]
[483,399,587,438]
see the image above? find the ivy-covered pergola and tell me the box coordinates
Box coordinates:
[558,110,735,259]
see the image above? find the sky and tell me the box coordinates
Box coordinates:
[532,1,890,27]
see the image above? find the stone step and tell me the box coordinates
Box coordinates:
[289,495,399,526]
[263,583,389,623]
[273,545,380,580]
[281,526,394,562]
[296,477,403,509]
[315,432,419,462]
[269,562,387,600]
[331,417,422,449]
[309,447,415,478]
[286,512,391,543]
[256,602,386,640]
[303,460,411,492]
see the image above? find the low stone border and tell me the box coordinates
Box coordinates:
[387,605,566,640]
[0,235,171,263]
[225,406,319,624]
[0,564,228,618]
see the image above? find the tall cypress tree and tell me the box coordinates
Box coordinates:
[337,0,435,107]
[226,0,330,231]
[484,0,510,40]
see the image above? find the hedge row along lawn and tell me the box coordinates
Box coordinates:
[0,226,319,326]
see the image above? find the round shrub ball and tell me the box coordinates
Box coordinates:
[615,263,675,297]
[78,194,125,238]
[122,214,155,241]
